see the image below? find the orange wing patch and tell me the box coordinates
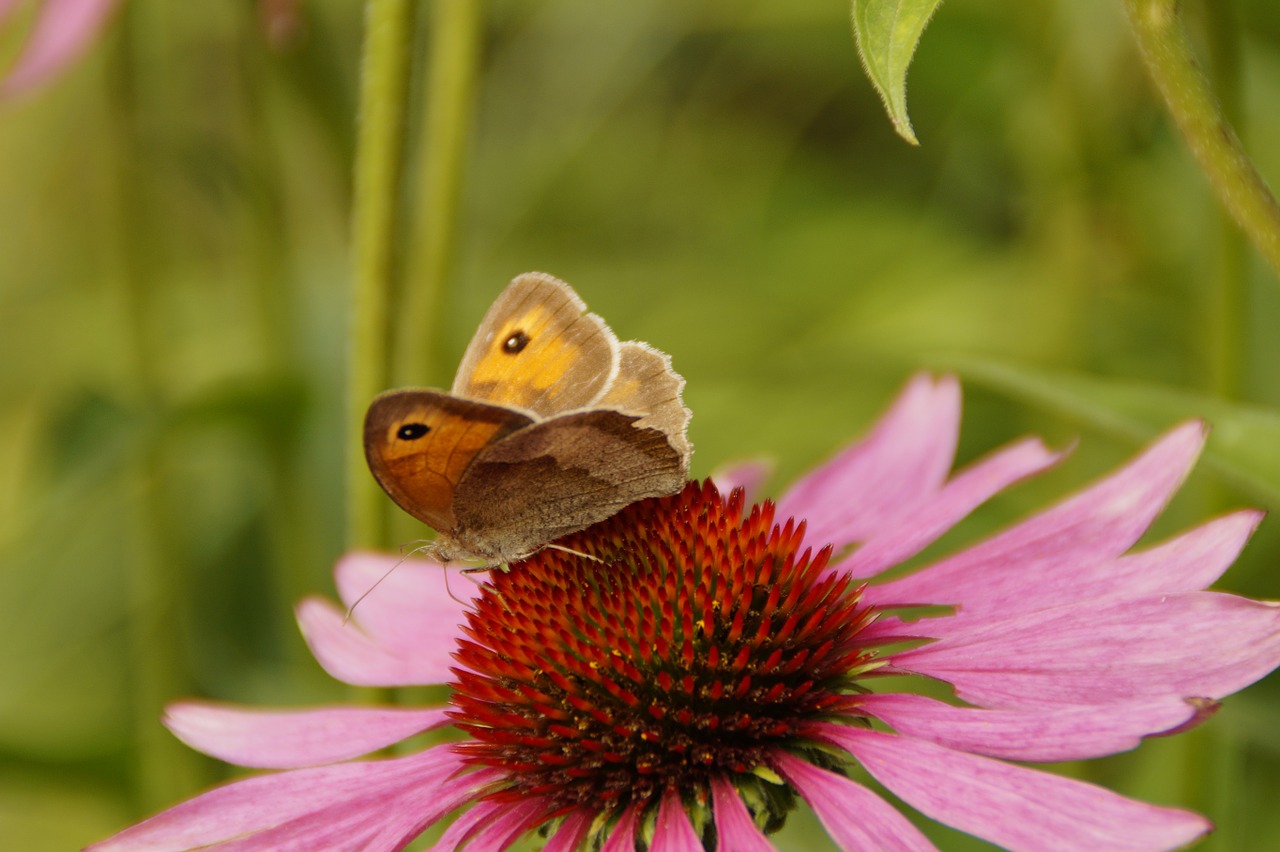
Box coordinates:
[464,305,576,403]
[364,391,532,531]
[452,273,620,416]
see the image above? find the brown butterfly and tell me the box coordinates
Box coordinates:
[363,272,692,566]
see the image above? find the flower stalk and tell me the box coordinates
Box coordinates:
[1123,0,1280,281]
[109,4,206,809]
[393,0,483,387]
[347,0,417,549]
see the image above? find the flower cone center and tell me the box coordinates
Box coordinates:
[449,481,876,817]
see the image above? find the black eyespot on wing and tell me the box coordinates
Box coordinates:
[502,330,530,354]
[397,423,430,440]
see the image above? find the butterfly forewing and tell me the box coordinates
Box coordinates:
[452,272,620,416]
[363,389,534,530]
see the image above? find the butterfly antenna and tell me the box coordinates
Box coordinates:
[343,543,435,624]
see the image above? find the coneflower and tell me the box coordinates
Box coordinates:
[93,375,1280,851]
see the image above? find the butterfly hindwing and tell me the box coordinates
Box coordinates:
[449,409,685,561]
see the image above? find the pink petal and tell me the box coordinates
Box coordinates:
[294,552,480,687]
[824,727,1211,851]
[773,750,936,851]
[163,701,452,769]
[854,693,1207,761]
[430,798,546,852]
[653,787,703,852]
[89,745,490,852]
[834,437,1064,580]
[1,0,122,97]
[296,595,458,687]
[335,551,481,649]
[426,799,502,852]
[871,422,1207,620]
[1108,509,1262,593]
[600,803,641,852]
[892,592,1280,710]
[779,374,960,549]
[711,776,776,852]
[544,808,594,852]
[711,458,773,505]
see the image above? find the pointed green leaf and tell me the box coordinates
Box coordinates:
[953,358,1280,507]
[851,0,945,145]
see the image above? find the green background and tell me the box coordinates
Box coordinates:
[2,1,1280,849]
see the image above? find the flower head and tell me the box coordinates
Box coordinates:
[92,375,1280,851]
[451,481,876,831]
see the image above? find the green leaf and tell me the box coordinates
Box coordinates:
[851,0,945,145]
[952,358,1280,508]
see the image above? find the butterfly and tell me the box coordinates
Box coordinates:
[363,272,692,566]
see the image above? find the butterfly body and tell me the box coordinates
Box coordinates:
[364,272,692,566]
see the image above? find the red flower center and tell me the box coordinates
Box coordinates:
[449,480,877,823]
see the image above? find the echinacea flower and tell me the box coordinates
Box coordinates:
[92,374,1280,851]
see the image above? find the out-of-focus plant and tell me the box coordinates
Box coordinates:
[852,0,1280,279]
[0,0,122,96]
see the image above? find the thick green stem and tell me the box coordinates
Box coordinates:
[1122,0,1280,280]
[347,0,416,550]
[393,0,483,387]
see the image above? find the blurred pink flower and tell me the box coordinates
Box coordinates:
[92,375,1280,850]
[0,0,122,97]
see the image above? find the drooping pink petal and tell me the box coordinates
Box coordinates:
[871,422,1207,620]
[711,458,773,505]
[853,693,1209,761]
[293,552,479,688]
[430,797,546,852]
[296,595,459,687]
[773,750,936,851]
[892,592,1280,710]
[653,787,704,852]
[89,745,490,852]
[779,374,960,548]
[711,776,776,852]
[163,701,452,769]
[215,765,465,852]
[426,799,503,852]
[834,437,1064,580]
[335,551,481,650]
[600,804,641,852]
[824,727,1211,851]
[543,808,594,852]
[1,0,122,97]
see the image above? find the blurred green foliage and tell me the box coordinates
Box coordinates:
[2,0,1280,849]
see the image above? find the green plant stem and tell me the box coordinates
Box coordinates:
[348,0,417,550]
[110,7,206,810]
[1201,0,1245,400]
[394,0,483,387]
[240,13,325,675]
[1122,0,1280,281]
